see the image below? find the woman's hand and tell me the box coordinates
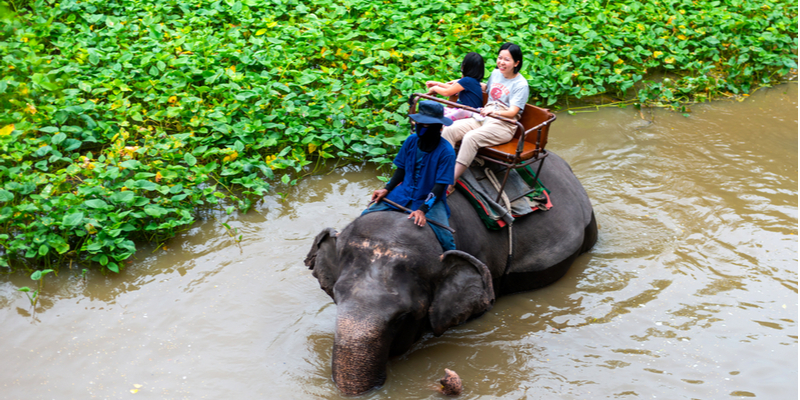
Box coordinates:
[426,81,442,88]
[481,105,520,119]
[371,188,389,203]
[408,210,427,227]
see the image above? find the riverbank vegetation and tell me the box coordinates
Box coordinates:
[0,0,796,272]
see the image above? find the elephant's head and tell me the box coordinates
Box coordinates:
[305,215,495,395]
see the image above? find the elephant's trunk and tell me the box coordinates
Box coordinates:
[332,312,392,395]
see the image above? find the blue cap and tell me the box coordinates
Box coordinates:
[409,100,453,126]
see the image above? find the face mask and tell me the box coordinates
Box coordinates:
[415,124,428,137]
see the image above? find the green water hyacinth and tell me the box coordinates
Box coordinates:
[0,0,796,272]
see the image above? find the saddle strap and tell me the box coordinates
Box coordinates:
[485,167,514,270]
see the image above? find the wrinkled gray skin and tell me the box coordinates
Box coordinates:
[305,152,597,395]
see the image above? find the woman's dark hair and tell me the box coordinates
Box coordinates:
[499,43,523,74]
[460,52,485,81]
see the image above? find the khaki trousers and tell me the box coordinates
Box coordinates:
[442,105,518,166]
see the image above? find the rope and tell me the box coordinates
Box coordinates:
[485,168,514,286]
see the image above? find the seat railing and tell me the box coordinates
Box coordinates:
[409,93,525,135]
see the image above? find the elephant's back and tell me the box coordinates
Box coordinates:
[448,151,596,294]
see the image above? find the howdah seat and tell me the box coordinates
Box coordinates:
[409,93,556,203]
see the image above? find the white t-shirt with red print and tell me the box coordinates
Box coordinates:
[484,69,529,119]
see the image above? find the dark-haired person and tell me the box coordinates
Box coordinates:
[425,52,485,121]
[441,43,530,193]
[365,100,457,251]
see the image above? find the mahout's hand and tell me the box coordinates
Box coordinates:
[371,188,389,203]
[408,210,427,227]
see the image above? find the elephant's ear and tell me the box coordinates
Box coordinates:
[429,250,495,337]
[304,228,339,298]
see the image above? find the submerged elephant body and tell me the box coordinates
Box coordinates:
[305,152,597,395]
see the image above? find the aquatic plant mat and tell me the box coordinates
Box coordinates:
[0,0,796,271]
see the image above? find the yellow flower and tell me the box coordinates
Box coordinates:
[24,103,37,114]
[168,96,178,103]
[664,57,675,64]
[653,51,663,58]
[0,124,13,136]
[222,150,238,163]
[615,59,624,65]
[677,34,687,40]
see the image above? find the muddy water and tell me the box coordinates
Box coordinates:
[1,84,797,399]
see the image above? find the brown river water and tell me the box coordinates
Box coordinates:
[1,84,797,399]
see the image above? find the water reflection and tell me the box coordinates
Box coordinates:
[0,85,796,399]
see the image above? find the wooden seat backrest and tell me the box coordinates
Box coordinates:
[517,104,552,151]
[449,92,552,152]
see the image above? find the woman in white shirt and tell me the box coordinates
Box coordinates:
[442,43,530,194]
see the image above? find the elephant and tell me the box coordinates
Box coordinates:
[304,151,597,395]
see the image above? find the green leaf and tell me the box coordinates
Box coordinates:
[31,270,42,280]
[62,212,85,227]
[107,262,120,273]
[0,190,13,202]
[85,199,109,209]
[184,153,197,166]
[51,133,67,145]
[134,180,158,191]
[39,126,59,133]
[144,205,169,218]
[54,242,70,254]
[110,191,135,204]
